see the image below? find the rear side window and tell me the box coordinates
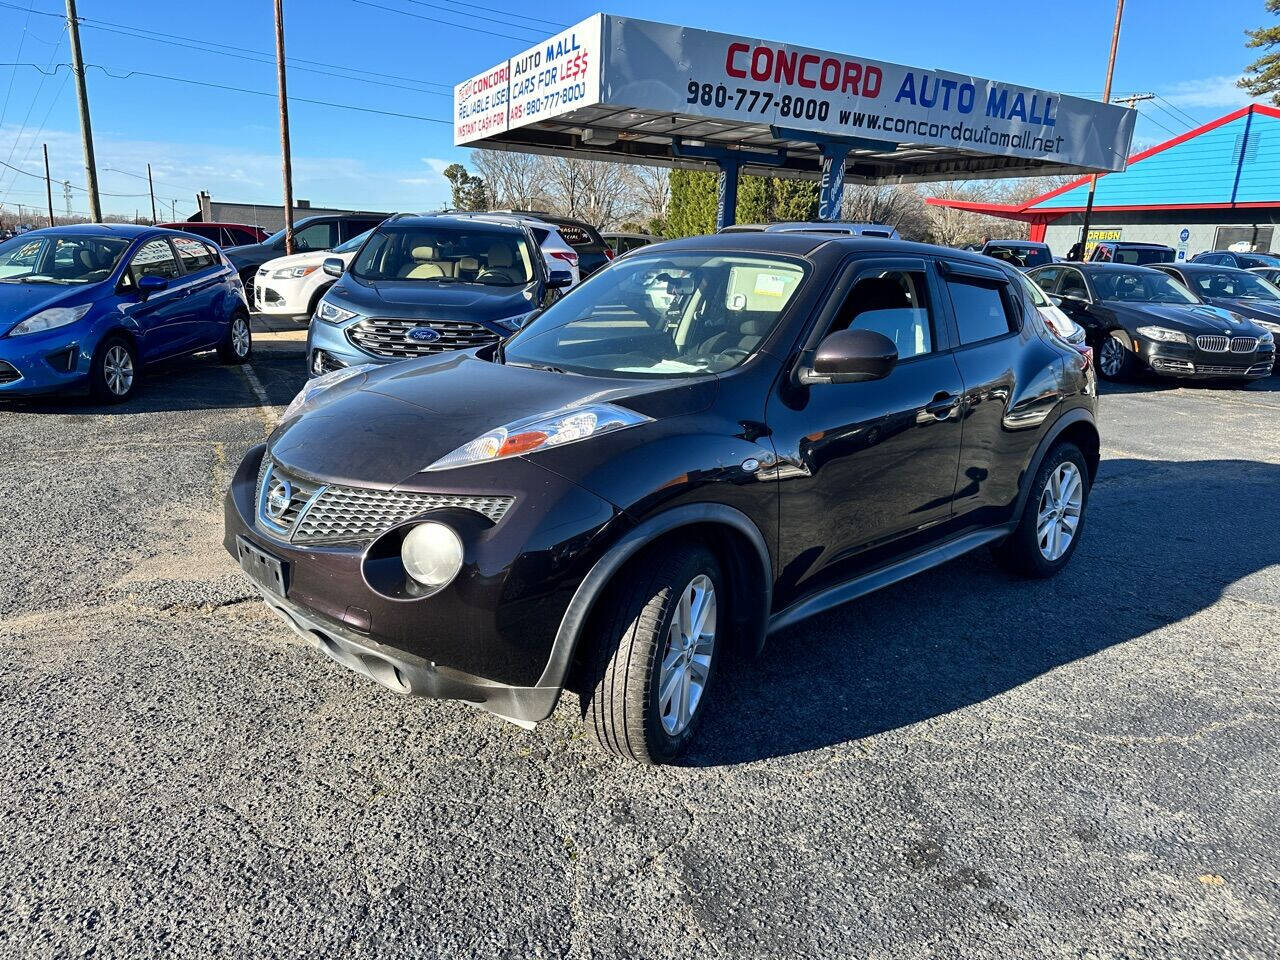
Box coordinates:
[1059,271,1089,300]
[173,236,216,272]
[831,269,935,360]
[1030,266,1062,292]
[554,222,601,249]
[946,278,1016,344]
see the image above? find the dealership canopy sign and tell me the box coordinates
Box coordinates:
[455,15,1135,185]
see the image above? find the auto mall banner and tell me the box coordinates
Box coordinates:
[455,15,1135,173]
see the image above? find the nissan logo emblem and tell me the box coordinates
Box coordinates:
[266,478,293,521]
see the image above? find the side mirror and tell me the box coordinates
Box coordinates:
[137,274,168,298]
[547,268,573,289]
[807,328,898,384]
[322,257,345,278]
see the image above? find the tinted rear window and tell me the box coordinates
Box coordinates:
[985,244,1051,268]
[1115,247,1174,265]
[553,223,602,249]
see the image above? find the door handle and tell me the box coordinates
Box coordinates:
[919,393,960,423]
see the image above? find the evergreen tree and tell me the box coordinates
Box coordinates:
[1241,0,1280,104]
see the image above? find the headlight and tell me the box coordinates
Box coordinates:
[495,310,537,332]
[273,264,318,280]
[316,298,358,324]
[401,522,464,588]
[426,402,651,471]
[9,303,91,336]
[1135,325,1190,344]
[1258,329,1275,346]
[282,362,376,419]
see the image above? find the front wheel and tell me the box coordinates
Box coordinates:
[217,312,252,364]
[1096,332,1134,381]
[585,542,724,764]
[992,442,1090,578]
[90,336,137,403]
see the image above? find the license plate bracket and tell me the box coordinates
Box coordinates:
[236,536,289,597]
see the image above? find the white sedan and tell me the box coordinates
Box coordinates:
[254,228,373,320]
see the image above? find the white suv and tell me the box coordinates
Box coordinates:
[254,228,375,320]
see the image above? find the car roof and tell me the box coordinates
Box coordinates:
[651,232,1016,267]
[158,221,262,230]
[985,239,1048,247]
[376,213,526,233]
[1072,261,1168,273]
[16,223,158,239]
[1101,241,1172,249]
[1157,262,1250,273]
[724,221,895,234]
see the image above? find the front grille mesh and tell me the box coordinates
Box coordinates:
[256,459,512,544]
[0,360,20,384]
[347,317,501,358]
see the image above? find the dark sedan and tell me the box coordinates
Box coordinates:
[1154,263,1280,351]
[226,233,1099,764]
[1190,250,1280,270]
[1027,262,1274,381]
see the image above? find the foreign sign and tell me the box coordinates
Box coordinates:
[454,14,1135,175]
[1084,228,1121,261]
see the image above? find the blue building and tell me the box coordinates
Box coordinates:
[927,104,1280,258]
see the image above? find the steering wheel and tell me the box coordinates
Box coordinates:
[476,270,508,284]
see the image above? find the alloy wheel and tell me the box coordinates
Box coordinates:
[231,317,251,357]
[1099,336,1125,377]
[1036,462,1083,562]
[103,345,134,396]
[657,574,717,736]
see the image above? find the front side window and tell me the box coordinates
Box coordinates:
[1029,266,1063,293]
[504,252,808,378]
[1091,269,1198,304]
[1059,270,1089,300]
[946,278,1016,344]
[129,239,181,285]
[293,221,337,251]
[172,235,216,272]
[0,234,129,284]
[830,270,934,360]
[351,226,535,286]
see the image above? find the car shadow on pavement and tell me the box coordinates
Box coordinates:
[1098,373,1280,396]
[687,457,1280,767]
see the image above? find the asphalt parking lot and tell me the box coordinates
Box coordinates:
[2,328,1278,959]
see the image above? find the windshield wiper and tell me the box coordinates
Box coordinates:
[508,361,569,374]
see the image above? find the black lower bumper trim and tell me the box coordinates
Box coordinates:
[252,583,562,726]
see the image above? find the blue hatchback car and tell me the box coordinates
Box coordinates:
[0,224,252,403]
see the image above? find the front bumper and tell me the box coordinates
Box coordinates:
[223,444,625,722]
[0,331,92,397]
[254,270,316,318]
[306,316,395,375]
[1136,339,1275,379]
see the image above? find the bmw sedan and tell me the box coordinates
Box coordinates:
[1154,262,1280,350]
[0,224,252,402]
[226,232,1099,764]
[1027,262,1274,381]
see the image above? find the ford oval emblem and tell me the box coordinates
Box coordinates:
[408,326,441,343]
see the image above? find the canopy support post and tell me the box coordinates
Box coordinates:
[672,138,787,230]
[818,144,851,221]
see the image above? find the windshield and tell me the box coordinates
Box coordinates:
[985,244,1051,268]
[1105,246,1174,265]
[1190,269,1280,301]
[351,225,535,285]
[0,233,130,284]
[333,228,373,254]
[1092,269,1199,304]
[503,252,808,378]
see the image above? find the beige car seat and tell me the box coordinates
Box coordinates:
[400,244,446,279]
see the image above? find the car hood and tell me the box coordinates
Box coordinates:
[1203,297,1280,325]
[223,243,275,269]
[259,249,343,273]
[1107,301,1267,335]
[332,276,538,320]
[0,281,95,333]
[266,351,713,487]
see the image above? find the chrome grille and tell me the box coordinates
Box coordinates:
[1196,335,1229,352]
[1196,363,1260,376]
[347,317,501,358]
[1231,336,1259,353]
[256,458,512,544]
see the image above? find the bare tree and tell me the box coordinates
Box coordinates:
[542,157,637,228]
[840,183,929,239]
[471,150,550,210]
[621,164,670,229]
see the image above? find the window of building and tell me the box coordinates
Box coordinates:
[1213,226,1274,253]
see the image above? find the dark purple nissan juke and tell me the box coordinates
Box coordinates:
[224,232,1099,764]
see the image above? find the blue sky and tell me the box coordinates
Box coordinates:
[0,0,1273,219]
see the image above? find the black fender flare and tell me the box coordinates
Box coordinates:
[1011,407,1100,520]
[534,502,773,702]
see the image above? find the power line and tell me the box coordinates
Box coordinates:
[0,156,152,197]
[396,0,559,35]
[1135,105,1180,138]
[1154,93,1200,129]
[0,0,34,131]
[410,0,569,29]
[350,0,548,44]
[0,17,64,204]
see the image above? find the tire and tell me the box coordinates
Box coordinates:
[1095,331,1134,381]
[217,311,252,364]
[992,442,1090,579]
[89,336,138,404]
[240,269,257,305]
[585,541,724,765]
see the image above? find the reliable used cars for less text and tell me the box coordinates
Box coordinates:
[226,233,1099,764]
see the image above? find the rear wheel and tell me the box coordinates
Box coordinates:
[585,542,723,764]
[1096,331,1134,381]
[992,442,1090,578]
[217,311,252,364]
[90,336,137,403]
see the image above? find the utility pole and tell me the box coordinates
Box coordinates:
[65,0,101,222]
[1077,0,1125,259]
[42,143,54,226]
[273,0,296,255]
[170,199,176,220]
[146,163,157,223]
[62,180,72,218]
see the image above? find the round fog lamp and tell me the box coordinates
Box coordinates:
[400,522,464,588]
